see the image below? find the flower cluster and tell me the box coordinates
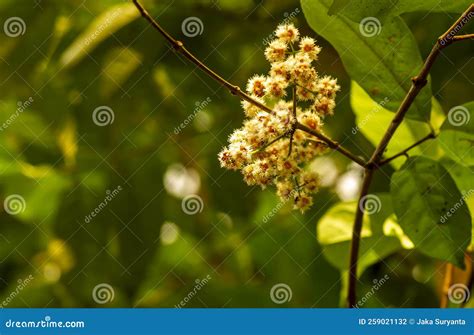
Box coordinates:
[218,24,340,212]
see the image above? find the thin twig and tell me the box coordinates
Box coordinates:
[452,33,474,42]
[287,86,298,157]
[347,4,474,308]
[295,123,366,167]
[131,0,365,166]
[440,263,454,308]
[378,132,436,167]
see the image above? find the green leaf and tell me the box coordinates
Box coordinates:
[317,194,403,273]
[441,159,474,249]
[350,82,433,168]
[301,0,431,121]
[391,156,472,268]
[328,0,471,23]
[438,102,474,167]
[59,3,139,69]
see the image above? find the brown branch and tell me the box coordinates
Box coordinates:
[295,123,366,166]
[452,33,474,42]
[440,263,454,308]
[287,86,297,157]
[132,0,365,166]
[378,132,436,167]
[347,4,474,308]
[347,167,375,307]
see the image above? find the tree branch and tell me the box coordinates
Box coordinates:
[440,263,454,308]
[347,4,474,307]
[452,33,474,42]
[378,132,436,167]
[132,0,365,166]
[295,123,366,167]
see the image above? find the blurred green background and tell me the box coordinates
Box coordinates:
[0,0,472,307]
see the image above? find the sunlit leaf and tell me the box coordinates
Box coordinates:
[60,3,139,69]
[438,102,474,167]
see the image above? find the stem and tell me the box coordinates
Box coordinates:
[440,263,454,308]
[452,33,474,42]
[347,4,474,307]
[295,123,366,167]
[347,167,374,307]
[132,0,364,165]
[287,86,298,157]
[378,132,436,167]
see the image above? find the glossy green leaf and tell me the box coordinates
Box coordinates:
[328,0,471,23]
[441,159,474,249]
[391,156,471,268]
[438,102,474,167]
[301,0,431,121]
[317,194,403,273]
[350,82,437,168]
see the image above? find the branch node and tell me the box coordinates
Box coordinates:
[411,76,427,86]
